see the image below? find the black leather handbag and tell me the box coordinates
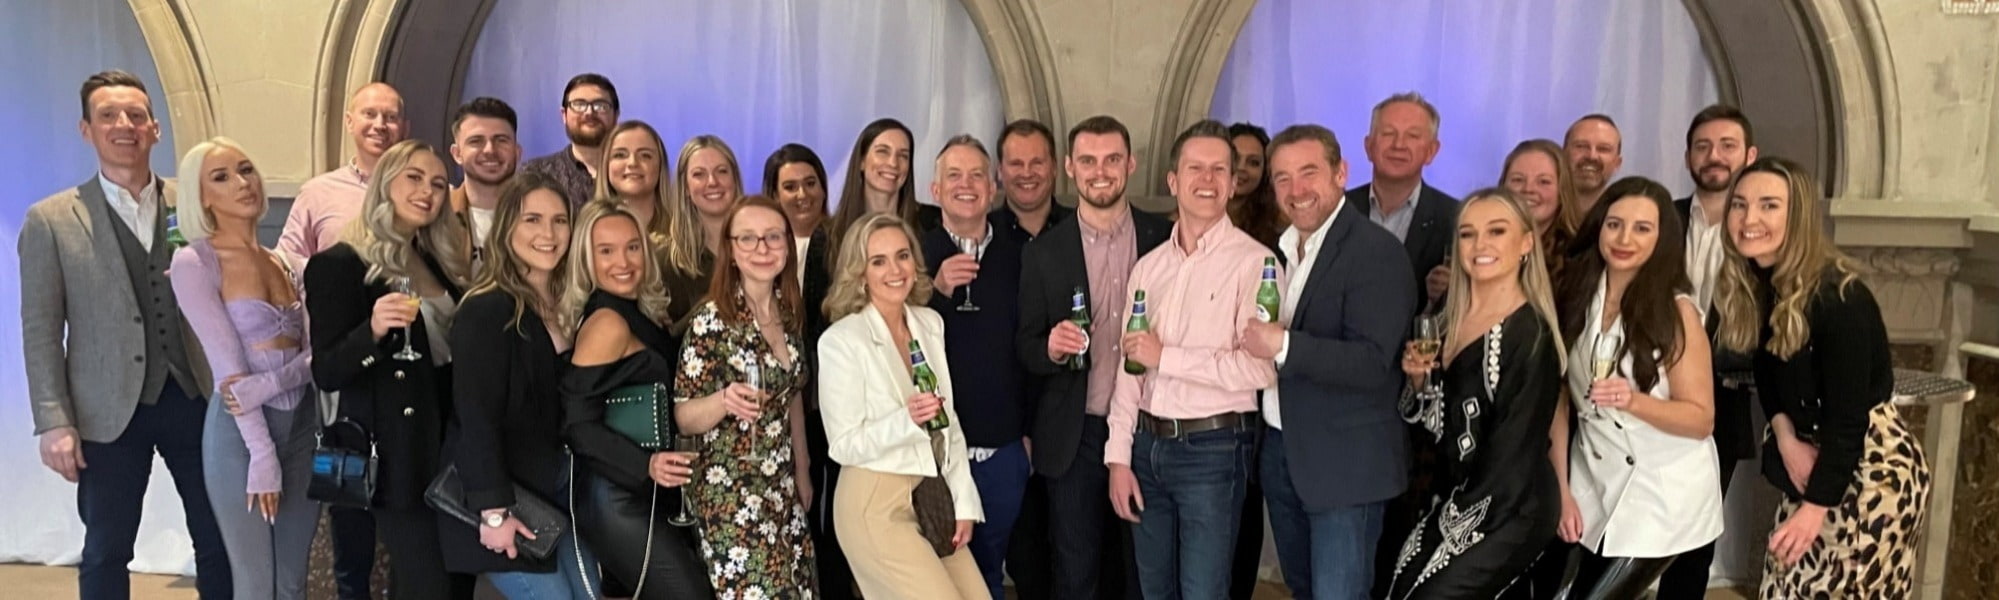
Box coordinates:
[424,465,566,560]
[307,419,376,508]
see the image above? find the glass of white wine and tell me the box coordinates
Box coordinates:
[390,276,423,362]
[1412,315,1444,399]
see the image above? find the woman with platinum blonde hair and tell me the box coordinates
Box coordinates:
[169,137,318,598]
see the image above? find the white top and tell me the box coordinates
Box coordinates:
[1265,201,1342,430]
[420,293,459,368]
[1566,275,1723,557]
[817,303,984,522]
[469,206,496,249]
[793,235,813,286]
[98,173,161,250]
[1684,198,1726,316]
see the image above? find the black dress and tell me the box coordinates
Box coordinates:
[1388,305,1563,599]
[562,291,714,600]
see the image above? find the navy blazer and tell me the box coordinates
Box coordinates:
[1276,207,1418,510]
[1344,182,1459,301]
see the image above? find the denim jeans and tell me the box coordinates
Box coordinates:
[1128,425,1253,600]
[968,441,1030,600]
[486,459,601,600]
[1261,427,1387,600]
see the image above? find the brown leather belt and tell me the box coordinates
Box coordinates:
[1140,411,1249,439]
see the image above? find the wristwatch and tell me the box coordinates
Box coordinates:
[482,510,508,528]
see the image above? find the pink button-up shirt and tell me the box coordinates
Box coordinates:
[1105,218,1280,466]
[279,164,367,262]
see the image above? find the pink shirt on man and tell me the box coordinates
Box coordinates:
[278,164,367,261]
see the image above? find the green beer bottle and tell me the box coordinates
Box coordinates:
[1066,287,1091,371]
[1255,256,1281,323]
[164,212,188,249]
[1124,289,1149,375]
[908,339,950,431]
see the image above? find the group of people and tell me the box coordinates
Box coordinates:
[21,67,1931,600]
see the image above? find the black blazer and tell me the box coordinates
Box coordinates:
[439,290,567,574]
[305,243,465,510]
[1015,209,1171,478]
[1673,197,1757,463]
[1344,182,1459,300]
[1276,213,1418,511]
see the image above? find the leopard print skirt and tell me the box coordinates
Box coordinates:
[1760,402,1931,599]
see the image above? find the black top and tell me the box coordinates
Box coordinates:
[520,146,596,211]
[1406,305,1562,524]
[1749,265,1893,506]
[661,251,716,334]
[560,291,686,514]
[304,243,464,509]
[922,225,1030,447]
[989,202,1074,240]
[1014,209,1173,477]
[1673,196,1757,462]
[439,290,567,573]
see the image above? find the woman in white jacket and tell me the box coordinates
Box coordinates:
[818,213,986,599]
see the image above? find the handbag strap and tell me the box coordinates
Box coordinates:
[567,452,595,600]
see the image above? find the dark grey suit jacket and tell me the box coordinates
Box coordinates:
[1344,182,1459,301]
[19,176,213,442]
[1276,208,1418,511]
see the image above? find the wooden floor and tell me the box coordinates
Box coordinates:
[0,563,1756,599]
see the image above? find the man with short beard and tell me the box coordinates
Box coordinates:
[1657,104,1759,600]
[446,97,521,252]
[1563,114,1624,214]
[279,82,407,262]
[521,73,618,210]
[1017,115,1167,600]
[1106,119,1277,599]
[991,118,1072,239]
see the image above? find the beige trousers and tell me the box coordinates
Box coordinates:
[834,466,990,600]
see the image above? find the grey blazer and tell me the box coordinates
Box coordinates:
[19,176,214,442]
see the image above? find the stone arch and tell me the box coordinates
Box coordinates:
[127,0,217,160]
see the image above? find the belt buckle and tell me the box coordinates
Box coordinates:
[1168,418,1184,439]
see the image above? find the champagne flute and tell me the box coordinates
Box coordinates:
[1412,315,1444,399]
[956,237,981,312]
[390,276,424,362]
[744,360,764,416]
[665,433,698,527]
[1588,331,1625,417]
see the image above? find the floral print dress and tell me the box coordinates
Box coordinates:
[675,293,816,599]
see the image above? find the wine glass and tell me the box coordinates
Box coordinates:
[665,433,699,528]
[744,360,764,416]
[1412,315,1444,400]
[1588,331,1625,418]
[389,276,424,362]
[956,238,981,312]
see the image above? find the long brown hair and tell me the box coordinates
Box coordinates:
[828,118,919,251]
[1227,122,1286,247]
[1713,157,1860,358]
[1556,176,1689,390]
[706,196,802,333]
[466,172,572,332]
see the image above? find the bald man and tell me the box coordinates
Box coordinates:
[278,82,407,262]
[1563,114,1624,214]
[274,82,404,600]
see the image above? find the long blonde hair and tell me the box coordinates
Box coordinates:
[340,139,472,287]
[1713,157,1861,358]
[593,121,693,273]
[823,213,931,323]
[556,199,673,334]
[671,134,744,267]
[1443,188,1566,370]
[466,172,571,332]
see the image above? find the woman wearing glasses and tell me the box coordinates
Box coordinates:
[673,196,816,597]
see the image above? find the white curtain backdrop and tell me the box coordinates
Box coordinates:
[0,0,195,576]
[1213,0,1720,199]
[465,0,1006,211]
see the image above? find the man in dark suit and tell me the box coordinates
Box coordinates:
[991,118,1073,240]
[19,70,229,599]
[1343,92,1459,312]
[1659,104,1760,599]
[1246,124,1417,598]
[1016,115,1170,600]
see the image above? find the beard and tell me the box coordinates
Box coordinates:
[1692,163,1733,192]
[1077,180,1126,209]
[566,121,608,147]
[466,164,515,187]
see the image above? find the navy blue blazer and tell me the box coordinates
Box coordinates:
[1344,182,1459,301]
[1276,207,1419,510]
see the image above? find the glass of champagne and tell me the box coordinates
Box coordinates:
[1589,331,1624,418]
[390,276,423,362]
[1412,315,1444,399]
[744,360,764,414]
[956,238,981,312]
[666,433,699,528]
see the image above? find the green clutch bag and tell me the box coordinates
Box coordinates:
[604,383,669,449]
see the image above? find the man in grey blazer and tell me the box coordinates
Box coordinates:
[18,70,229,599]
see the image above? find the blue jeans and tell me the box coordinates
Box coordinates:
[486,459,601,600]
[968,441,1029,600]
[1262,427,1386,600]
[1128,425,1253,600]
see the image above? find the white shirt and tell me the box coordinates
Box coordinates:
[99,173,161,251]
[1684,198,1727,317]
[1264,201,1341,429]
[793,235,813,286]
[469,206,496,249]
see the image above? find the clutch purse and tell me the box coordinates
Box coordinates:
[604,383,670,449]
[424,465,566,560]
[307,419,376,508]
[912,433,958,557]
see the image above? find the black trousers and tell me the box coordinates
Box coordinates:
[805,407,858,600]
[574,468,713,599]
[1567,548,1676,600]
[1231,420,1266,600]
[327,505,376,599]
[1654,455,1742,598]
[76,378,232,600]
[1045,415,1142,600]
[372,507,473,599]
[1006,473,1053,598]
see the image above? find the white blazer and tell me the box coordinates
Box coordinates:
[818,302,984,522]
[1567,276,1723,557]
